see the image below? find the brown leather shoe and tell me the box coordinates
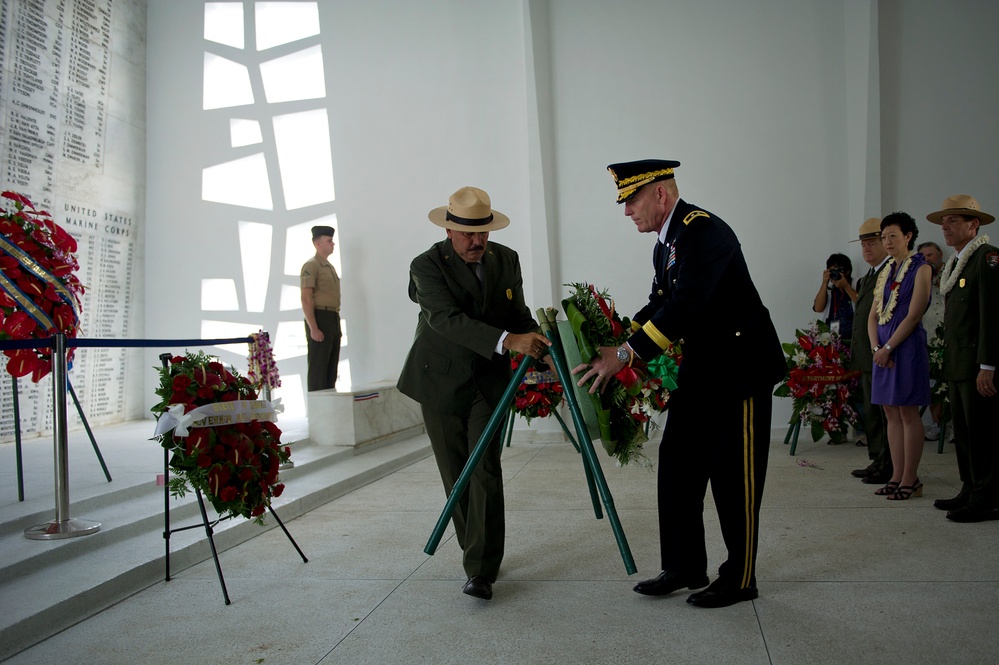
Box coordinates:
[633,571,709,596]
[462,576,493,599]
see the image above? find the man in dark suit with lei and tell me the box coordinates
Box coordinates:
[849,217,892,484]
[398,186,551,600]
[575,160,786,607]
[928,195,999,522]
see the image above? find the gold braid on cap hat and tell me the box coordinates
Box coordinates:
[617,168,674,188]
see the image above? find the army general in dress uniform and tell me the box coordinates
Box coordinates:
[575,160,785,608]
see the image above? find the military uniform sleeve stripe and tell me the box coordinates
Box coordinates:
[683,210,709,225]
[741,397,756,589]
[641,321,673,350]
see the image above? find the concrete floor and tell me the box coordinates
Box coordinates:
[4,425,999,665]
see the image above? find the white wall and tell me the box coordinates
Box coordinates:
[539,0,875,426]
[143,0,999,429]
[879,0,999,260]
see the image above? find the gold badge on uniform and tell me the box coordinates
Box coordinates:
[960,278,966,288]
[506,288,513,300]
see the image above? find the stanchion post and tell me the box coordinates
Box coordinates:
[159,353,173,580]
[25,334,101,540]
[12,375,24,501]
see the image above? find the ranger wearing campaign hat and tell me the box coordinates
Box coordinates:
[399,186,549,600]
[929,194,999,522]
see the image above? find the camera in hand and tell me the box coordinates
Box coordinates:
[829,270,841,281]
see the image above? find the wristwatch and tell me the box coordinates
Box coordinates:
[884,343,892,352]
[616,345,631,363]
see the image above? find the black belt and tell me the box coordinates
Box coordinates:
[315,306,340,312]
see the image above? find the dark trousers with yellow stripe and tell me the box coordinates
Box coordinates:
[658,386,772,589]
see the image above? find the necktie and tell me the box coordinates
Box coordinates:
[653,241,665,274]
[466,261,483,291]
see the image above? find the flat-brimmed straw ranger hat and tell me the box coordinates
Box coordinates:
[926,194,994,226]
[850,217,882,242]
[428,186,510,232]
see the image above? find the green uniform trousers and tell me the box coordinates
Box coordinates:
[422,391,505,581]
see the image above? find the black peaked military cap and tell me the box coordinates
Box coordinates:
[311,225,335,239]
[607,159,681,203]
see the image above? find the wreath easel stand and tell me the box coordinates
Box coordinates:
[157,354,308,605]
[425,308,636,574]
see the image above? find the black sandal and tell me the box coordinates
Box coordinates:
[874,481,900,496]
[887,480,923,501]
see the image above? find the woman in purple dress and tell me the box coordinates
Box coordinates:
[868,211,932,500]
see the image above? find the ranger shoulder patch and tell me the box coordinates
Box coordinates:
[986,251,998,269]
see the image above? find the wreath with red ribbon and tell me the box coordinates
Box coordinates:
[562,282,675,466]
[0,192,85,382]
[773,320,859,444]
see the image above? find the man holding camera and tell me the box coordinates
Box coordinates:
[812,253,857,340]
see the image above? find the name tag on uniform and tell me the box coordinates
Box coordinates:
[960,278,966,288]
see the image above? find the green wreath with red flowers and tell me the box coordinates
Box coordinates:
[562,282,676,466]
[152,351,290,524]
[510,353,563,423]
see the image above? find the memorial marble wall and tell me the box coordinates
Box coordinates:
[0,0,146,443]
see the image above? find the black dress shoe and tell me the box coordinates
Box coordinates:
[934,493,969,512]
[945,505,999,523]
[462,576,493,600]
[861,469,893,484]
[686,579,759,608]
[633,571,709,596]
[851,462,877,478]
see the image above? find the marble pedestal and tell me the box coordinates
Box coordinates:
[307,381,423,450]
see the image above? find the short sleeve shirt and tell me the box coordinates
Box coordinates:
[301,255,341,310]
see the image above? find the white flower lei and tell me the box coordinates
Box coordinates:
[938,234,990,296]
[874,251,917,325]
